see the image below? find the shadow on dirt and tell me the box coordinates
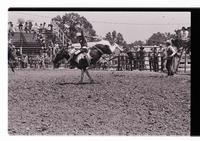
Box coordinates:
[148,75,165,78]
[56,81,101,85]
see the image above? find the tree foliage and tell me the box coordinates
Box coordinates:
[52,13,96,43]
[17,18,25,24]
[105,31,124,45]
[146,32,175,46]
[104,30,129,51]
[130,40,145,46]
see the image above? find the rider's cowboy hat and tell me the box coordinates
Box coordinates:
[165,40,171,45]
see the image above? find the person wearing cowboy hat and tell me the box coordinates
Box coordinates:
[148,47,154,71]
[134,46,139,69]
[180,26,189,43]
[77,30,88,49]
[75,30,90,65]
[138,46,146,71]
[165,40,176,76]
[152,46,159,72]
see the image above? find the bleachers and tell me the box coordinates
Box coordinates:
[12,32,41,55]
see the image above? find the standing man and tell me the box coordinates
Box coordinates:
[165,40,176,76]
[180,27,190,50]
[148,48,154,71]
[28,22,33,33]
[19,22,23,32]
[180,27,189,43]
[158,44,166,72]
[24,22,28,33]
[135,47,139,69]
[138,46,146,71]
[153,47,159,72]
[180,26,190,57]
[8,22,14,38]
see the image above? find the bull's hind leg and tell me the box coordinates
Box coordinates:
[79,69,84,83]
[85,69,94,83]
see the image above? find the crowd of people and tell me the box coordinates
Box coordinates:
[8,20,57,69]
[8,20,190,76]
[8,21,53,38]
[118,45,166,72]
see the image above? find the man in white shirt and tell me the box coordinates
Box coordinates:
[180,27,190,49]
[180,27,189,41]
[158,44,166,72]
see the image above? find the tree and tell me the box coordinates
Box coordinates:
[146,32,175,46]
[130,40,145,46]
[17,18,25,24]
[105,30,129,51]
[52,13,96,43]
[105,31,125,45]
[112,30,117,42]
[116,33,124,45]
[105,32,112,43]
[52,15,62,22]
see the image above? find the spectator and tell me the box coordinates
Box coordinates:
[33,23,39,32]
[152,47,159,72]
[39,53,45,69]
[44,53,50,68]
[180,27,190,50]
[21,54,28,68]
[32,23,39,40]
[8,22,14,38]
[16,49,21,57]
[39,23,43,33]
[130,48,137,70]
[165,40,176,76]
[28,22,33,33]
[158,44,166,72]
[148,48,154,71]
[138,46,146,71]
[180,27,189,42]
[43,22,46,29]
[135,47,140,69]
[48,24,53,31]
[24,22,28,33]
[28,56,33,68]
[35,55,40,69]
[19,22,23,31]
[54,43,60,55]
[42,22,46,33]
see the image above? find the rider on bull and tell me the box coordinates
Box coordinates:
[67,29,90,66]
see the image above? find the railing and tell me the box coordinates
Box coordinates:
[109,51,190,72]
[52,20,69,46]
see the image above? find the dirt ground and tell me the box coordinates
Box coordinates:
[8,69,190,135]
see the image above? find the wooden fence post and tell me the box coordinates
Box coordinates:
[184,48,187,73]
[117,55,120,71]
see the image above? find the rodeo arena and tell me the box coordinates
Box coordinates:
[8,12,191,135]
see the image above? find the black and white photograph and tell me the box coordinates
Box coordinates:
[8,9,191,135]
